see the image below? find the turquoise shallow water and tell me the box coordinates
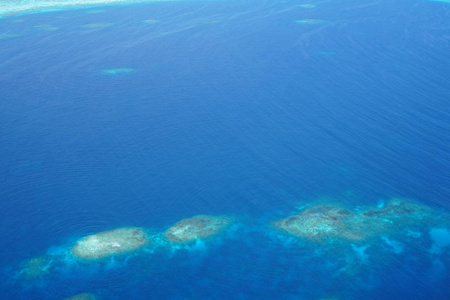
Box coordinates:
[0,0,449,299]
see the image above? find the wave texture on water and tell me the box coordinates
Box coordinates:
[0,0,175,17]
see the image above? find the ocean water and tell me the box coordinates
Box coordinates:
[0,0,449,299]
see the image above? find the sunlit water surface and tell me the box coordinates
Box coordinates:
[0,0,449,299]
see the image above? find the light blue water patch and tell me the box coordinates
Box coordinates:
[99,68,136,75]
[0,33,20,39]
[295,19,327,24]
[429,228,450,254]
[201,19,222,24]
[142,19,160,24]
[381,236,404,254]
[376,198,385,208]
[46,246,67,256]
[80,22,113,29]
[407,230,422,238]
[298,4,316,8]
[351,244,370,263]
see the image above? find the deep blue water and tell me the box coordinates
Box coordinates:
[0,0,449,299]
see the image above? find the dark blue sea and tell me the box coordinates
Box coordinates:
[0,0,449,299]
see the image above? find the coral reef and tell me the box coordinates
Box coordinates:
[65,293,97,300]
[72,227,149,260]
[273,198,443,243]
[165,215,232,243]
[18,256,52,280]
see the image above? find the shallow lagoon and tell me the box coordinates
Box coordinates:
[0,0,449,298]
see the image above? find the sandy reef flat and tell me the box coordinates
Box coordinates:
[72,227,150,260]
[273,198,447,243]
[65,293,98,300]
[165,215,232,243]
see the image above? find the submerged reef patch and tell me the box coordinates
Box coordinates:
[273,198,446,244]
[295,19,327,24]
[298,4,316,8]
[8,196,448,296]
[18,256,53,280]
[81,22,112,29]
[142,19,159,24]
[0,33,21,39]
[34,24,59,31]
[65,293,98,300]
[273,205,366,242]
[99,68,135,75]
[165,215,232,243]
[72,227,150,260]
